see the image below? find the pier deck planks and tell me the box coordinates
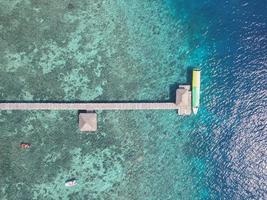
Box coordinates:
[0,103,179,110]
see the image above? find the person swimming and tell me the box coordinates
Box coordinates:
[20,143,31,149]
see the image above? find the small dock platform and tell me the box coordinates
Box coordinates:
[176,85,192,115]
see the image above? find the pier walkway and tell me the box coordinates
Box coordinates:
[0,85,192,131]
[0,102,179,110]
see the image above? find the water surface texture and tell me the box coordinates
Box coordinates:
[0,0,266,199]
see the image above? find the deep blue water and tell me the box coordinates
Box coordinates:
[168,0,267,199]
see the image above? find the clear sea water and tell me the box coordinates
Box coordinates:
[0,0,266,199]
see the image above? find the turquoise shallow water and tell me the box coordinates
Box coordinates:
[1,0,266,199]
[0,1,209,199]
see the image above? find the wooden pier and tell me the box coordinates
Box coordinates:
[0,85,192,131]
[0,102,179,110]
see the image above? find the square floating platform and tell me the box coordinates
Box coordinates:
[79,112,97,132]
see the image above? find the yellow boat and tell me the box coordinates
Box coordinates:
[192,69,201,114]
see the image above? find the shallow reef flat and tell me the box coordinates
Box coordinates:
[0,0,209,199]
[0,0,197,102]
